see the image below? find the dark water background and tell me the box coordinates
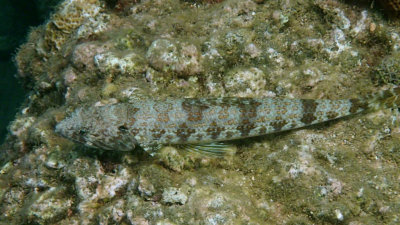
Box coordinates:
[0,0,60,144]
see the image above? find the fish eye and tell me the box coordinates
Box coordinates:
[118,125,128,132]
[79,129,87,135]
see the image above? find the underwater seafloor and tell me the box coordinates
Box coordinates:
[1,0,400,224]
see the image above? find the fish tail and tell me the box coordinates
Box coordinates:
[366,87,400,111]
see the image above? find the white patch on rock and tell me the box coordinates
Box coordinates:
[161,187,188,205]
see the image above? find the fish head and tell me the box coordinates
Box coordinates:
[55,105,138,151]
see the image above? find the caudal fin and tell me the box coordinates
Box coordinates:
[366,87,400,111]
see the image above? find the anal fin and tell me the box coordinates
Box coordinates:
[180,142,236,157]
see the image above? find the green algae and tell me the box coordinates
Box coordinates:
[373,51,400,86]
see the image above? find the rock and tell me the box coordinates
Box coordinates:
[161,187,188,205]
[27,187,74,224]
[147,39,203,77]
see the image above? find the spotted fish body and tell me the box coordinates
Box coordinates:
[55,88,400,154]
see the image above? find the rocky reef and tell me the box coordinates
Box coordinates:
[1,0,400,224]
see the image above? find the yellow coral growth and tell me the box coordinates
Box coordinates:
[44,0,102,51]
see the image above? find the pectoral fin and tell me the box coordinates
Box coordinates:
[140,143,162,156]
[180,142,236,157]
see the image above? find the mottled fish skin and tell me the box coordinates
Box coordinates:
[55,88,400,153]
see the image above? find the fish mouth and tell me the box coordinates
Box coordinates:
[54,120,66,136]
[55,117,75,138]
[55,118,87,145]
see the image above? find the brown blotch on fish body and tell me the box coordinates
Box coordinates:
[290,122,298,129]
[182,99,209,122]
[130,128,140,136]
[326,111,339,120]
[157,112,170,123]
[349,99,368,114]
[237,123,256,137]
[206,121,225,140]
[151,128,166,139]
[225,131,234,139]
[165,134,174,142]
[127,107,140,125]
[300,99,318,125]
[175,122,196,142]
[271,120,288,131]
[195,133,204,141]
[226,119,236,125]
[258,126,267,135]
[218,106,229,120]
[238,100,261,119]
[235,100,261,137]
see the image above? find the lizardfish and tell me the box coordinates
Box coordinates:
[55,88,400,155]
